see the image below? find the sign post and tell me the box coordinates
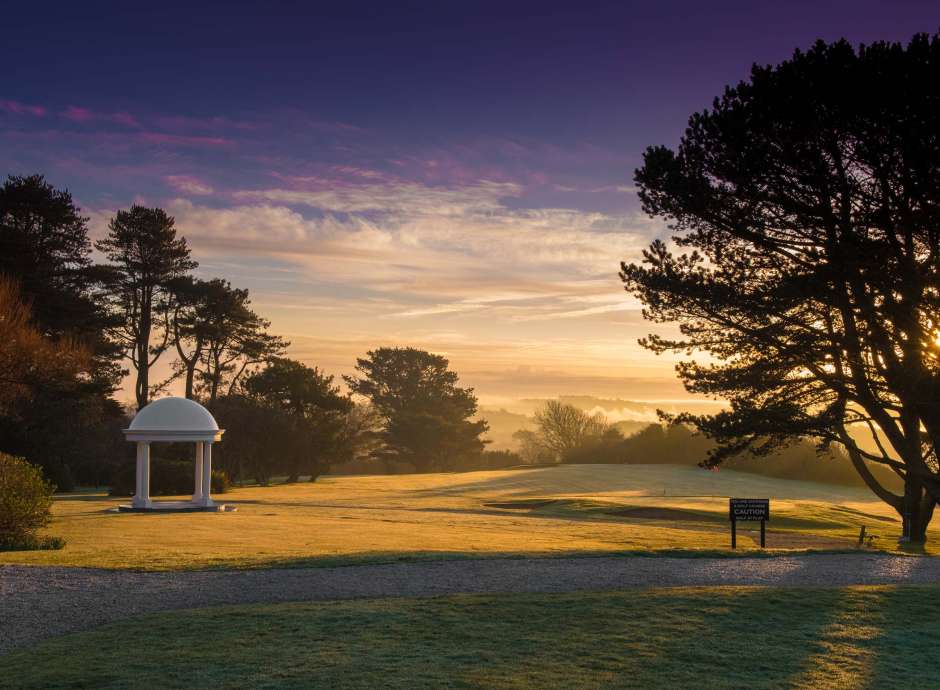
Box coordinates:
[729,498,770,549]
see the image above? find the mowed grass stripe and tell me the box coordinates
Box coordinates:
[3,586,939,689]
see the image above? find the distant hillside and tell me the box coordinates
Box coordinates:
[477,408,533,449]
[613,423,903,492]
[472,398,899,494]
[479,396,723,450]
[512,395,724,418]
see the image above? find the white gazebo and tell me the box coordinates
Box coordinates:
[120,397,230,512]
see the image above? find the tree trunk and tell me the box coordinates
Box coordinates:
[184,363,196,399]
[900,477,936,545]
[136,349,148,409]
[209,373,220,405]
[136,295,152,410]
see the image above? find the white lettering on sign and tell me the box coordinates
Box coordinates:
[729,498,769,521]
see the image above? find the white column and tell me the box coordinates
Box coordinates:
[193,441,204,503]
[200,441,214,506]
[132,441,152,508]
[134,446,142,502]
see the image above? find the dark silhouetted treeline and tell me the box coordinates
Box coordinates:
[2,172,903,491]
[0,174,495,488]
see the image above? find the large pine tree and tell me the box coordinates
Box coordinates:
[622,34,940,543]
[96,206,196,409]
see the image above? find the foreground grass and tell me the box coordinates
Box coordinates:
[2,465,933,570]
[4,586,940,688]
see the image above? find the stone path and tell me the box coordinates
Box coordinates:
[3,553,939,655]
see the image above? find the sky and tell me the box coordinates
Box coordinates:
[2,1,938,406]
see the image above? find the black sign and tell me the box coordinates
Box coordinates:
[729,498,769,522]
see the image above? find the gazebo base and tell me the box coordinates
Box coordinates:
[117,502,236,513]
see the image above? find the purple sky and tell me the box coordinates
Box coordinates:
[3,1,938,404]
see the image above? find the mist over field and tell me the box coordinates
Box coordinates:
[478,395,725,449]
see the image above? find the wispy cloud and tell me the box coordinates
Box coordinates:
[154,114,259,132]
[164,180,661,329]
[514,301,637,321]
[111,111,140,128]
[389,303,489,318]
[61,105,141,127]
[138,132,233,147]
[165,174,214,195]
[0,97,678,401]
[2,101,237,153]
[0,99,46,117]
[234,180,520,215]
[62,105,94,122]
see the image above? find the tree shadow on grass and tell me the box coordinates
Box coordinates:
[863,586,940,688]
[783,586,940,689]
[604,586,940,688]
[53,492,112,502]
[283,588,864,688]
[617,585,940,689]
[625,587,842,688]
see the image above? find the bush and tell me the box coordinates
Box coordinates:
[0,453,63,551]
[110,458,230,497]
[330,457,413,476]
[1,533,66,551]
[562,428,628,464]
[46,463,76,493]
[474,449,524,470]
[211,470,230,494]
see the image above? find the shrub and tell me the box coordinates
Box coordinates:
[0,453,63,550]
[330,457,413,476]
[211,469,230,494]
[562,428,628,465]
[110,458,230,497]
[474,449,524,470]
[1,533,66,551]
[46,463,76,493]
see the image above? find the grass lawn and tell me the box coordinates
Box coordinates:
[3,586,940,688]
[2,464,934,570]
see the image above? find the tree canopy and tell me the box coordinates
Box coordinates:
[169,277,287,404]
[96,205,197,409]
[0,177,125,488]
[225,358,353,482]
[0,174,93,333]
[0,174,121,389]
[345,347,488,472]
[0,277,90,415]
[621,34,940,543]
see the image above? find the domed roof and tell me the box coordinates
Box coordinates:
[129,397,219,432]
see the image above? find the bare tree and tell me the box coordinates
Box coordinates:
[533,401,609,461]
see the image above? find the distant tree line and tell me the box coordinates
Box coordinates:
[0,174,497,491]
[517,401,902,490]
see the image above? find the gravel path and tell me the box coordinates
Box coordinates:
[3,553,940,655]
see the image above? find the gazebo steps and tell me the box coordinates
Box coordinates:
[115,502,237,513]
